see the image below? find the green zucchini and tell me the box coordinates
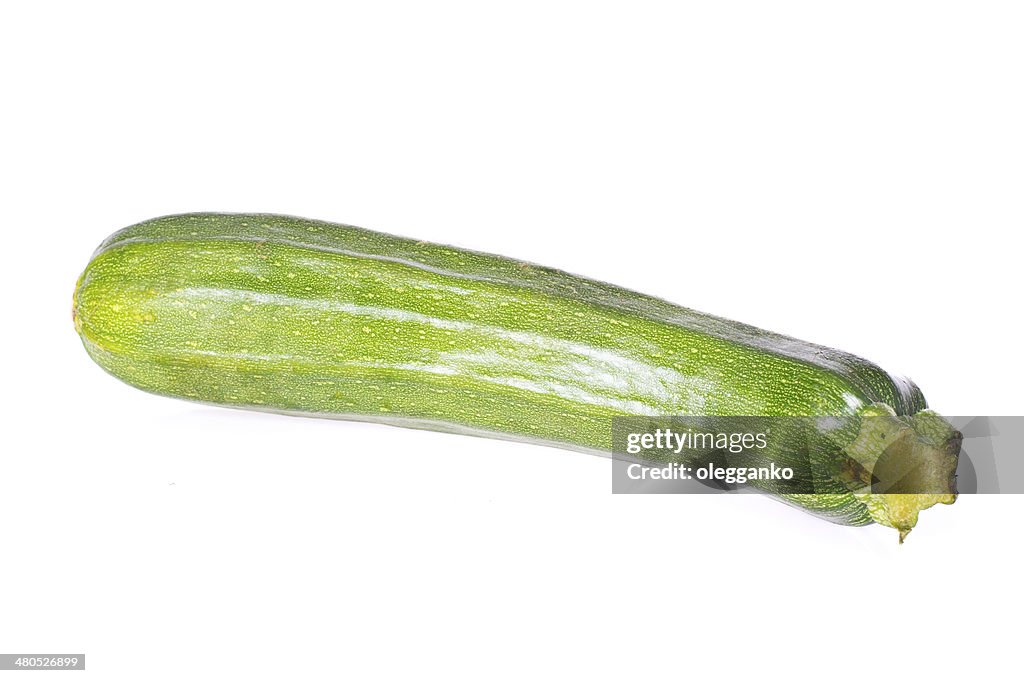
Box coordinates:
[73,213,959,540]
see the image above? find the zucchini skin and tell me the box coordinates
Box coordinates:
[74,213,939,528]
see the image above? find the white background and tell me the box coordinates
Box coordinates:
[2,1,1021,680]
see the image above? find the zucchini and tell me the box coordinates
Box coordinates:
[73,213,959,540]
